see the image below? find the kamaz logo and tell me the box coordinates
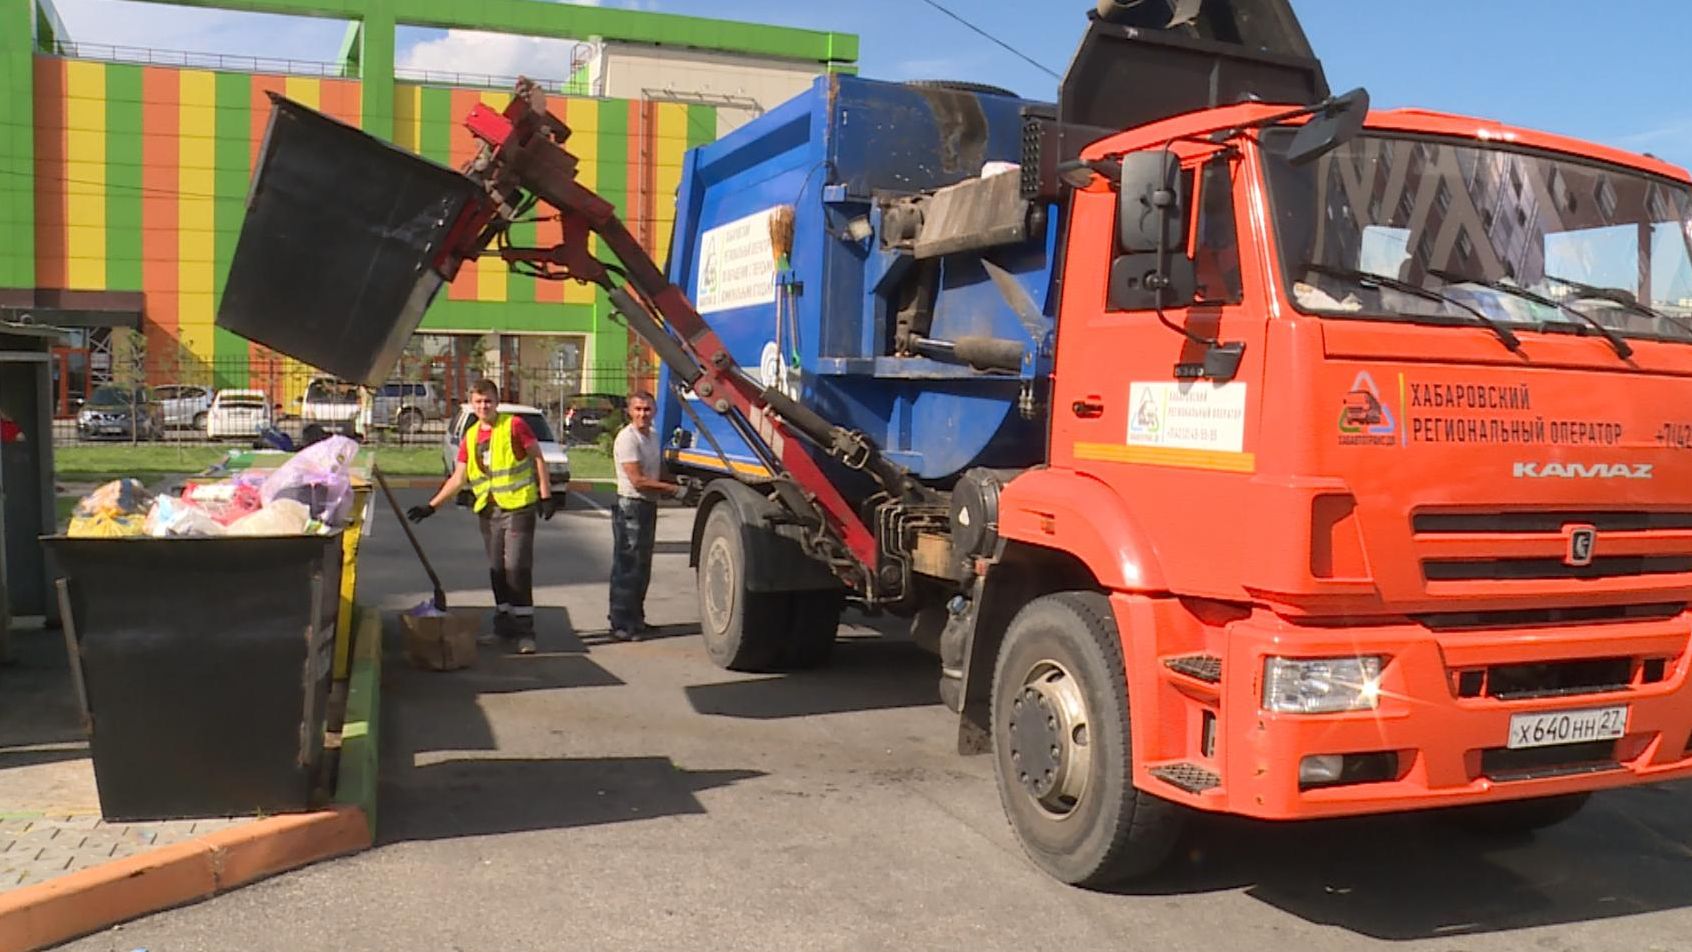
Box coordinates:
[1512,462,1654,479]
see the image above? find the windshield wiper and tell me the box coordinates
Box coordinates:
[1544,273,1692,341]
[1428,268,1632,359]
[1301,262,1522,352]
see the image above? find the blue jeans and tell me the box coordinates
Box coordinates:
[609,497,657,631]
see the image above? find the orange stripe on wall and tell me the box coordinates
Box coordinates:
[33,57,67,289]
[446,88,481,301]
[140,65,179,350]
[533,210,564,304]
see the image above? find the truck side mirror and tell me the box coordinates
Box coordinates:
[1286,87,1370,165]
[1119,152,1185,254]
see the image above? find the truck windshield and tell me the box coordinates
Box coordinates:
[1261,128,1692,343]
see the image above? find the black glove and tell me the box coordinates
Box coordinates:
[406,504,435,523]
[540,496,559,521]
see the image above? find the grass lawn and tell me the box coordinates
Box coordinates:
[54,445,227,485]
[55,443,616,484]
[570,446,612,482]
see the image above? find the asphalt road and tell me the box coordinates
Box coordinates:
[59,488,1692,952]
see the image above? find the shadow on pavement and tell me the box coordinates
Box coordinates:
[380,609,620,755]
[1117,781,1692,939]
[683,637,939,719]
[378,756,763,843]
[0,627,90,751]
[0,744,89,770]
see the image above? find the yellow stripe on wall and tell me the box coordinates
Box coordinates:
[393,85,422,154]
[64,59,106,290]
[476,89,509,303]
[284,75,321,110]
[561,96,598,306]
[653,102,688,263]
[176,69,217,364]
[1072,441,1257,473]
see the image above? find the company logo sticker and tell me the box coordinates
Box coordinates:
[1337,372,1396,446]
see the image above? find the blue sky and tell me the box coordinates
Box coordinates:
[44,0,1692,172]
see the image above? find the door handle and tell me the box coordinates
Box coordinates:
[1071,399,1105,418]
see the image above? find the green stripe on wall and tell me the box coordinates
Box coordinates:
[212,70,250,386]
[595,99,630,369]
[104,63,143,292]
[419,85,450,165]
[420,300,600,334]
[685,103,715,150]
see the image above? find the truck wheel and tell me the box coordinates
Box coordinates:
[697,503,786,672]
[991,592,1184,887]
[1439,793,1590,835]
[397,409,422,435]
[193,411,208,430]
[782,589,844,669]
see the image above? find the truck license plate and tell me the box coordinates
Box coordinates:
[1507,706,1628,749]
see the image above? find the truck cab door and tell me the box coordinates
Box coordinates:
[1047,147,1270,598]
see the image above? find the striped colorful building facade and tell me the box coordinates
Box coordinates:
[1,0,856,404]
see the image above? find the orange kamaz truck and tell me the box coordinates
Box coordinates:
[219,0,1692,887]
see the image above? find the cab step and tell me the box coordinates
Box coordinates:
[1164,654,1222,683]
[1150,762,1221,794]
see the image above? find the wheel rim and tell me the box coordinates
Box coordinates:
[701,534,736,635]
[1006,658,1092,819]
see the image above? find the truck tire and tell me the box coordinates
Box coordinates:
[697,503,787,672]
[193,411,208,430]
[397,408,422,435]
[991,592,1184,887]
[1439,793,1590,835]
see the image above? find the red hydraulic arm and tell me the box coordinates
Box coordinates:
[442,80,914,591]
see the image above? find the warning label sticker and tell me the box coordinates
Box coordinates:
[1127,382,1248,452]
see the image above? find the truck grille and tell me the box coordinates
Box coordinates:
[1413,509,1692,586]
[1456,657,1634,700]
[1480,740,1618,782]
[1424,556,1692,581]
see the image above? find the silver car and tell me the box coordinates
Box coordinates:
[154,384,214,430]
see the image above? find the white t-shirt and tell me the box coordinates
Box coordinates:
[613,424,661,500]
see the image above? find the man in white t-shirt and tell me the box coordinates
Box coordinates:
[609,392,684,641]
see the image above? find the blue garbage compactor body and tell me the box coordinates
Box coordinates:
[658,75,1060,484]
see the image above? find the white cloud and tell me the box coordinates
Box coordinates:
[398,30,583,84]
[49,0,347,63]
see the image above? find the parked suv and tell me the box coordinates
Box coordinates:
[443,403,571,500]
[299,376,360,424]
[154,384,214,430]
[75,385,162,440]
[372,381,447,434]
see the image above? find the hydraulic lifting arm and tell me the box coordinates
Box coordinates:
[439,80,914,591]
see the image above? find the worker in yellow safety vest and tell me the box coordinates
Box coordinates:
[409,378,557,653]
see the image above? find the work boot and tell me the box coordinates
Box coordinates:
[516,636,537,655]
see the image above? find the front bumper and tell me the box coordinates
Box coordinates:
[1116,593,1692,819]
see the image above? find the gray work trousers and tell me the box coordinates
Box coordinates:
[479,503,537,638]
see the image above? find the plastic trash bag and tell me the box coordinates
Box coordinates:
[67,479,152,538]
[226,498,312,536]
[260,435,359,527]
[143,495,228,537]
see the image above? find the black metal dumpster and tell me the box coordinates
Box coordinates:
[41,533,342,821]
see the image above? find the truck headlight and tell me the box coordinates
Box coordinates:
[1263,656,1383,714]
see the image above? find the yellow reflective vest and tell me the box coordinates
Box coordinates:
[465,414,539,513]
